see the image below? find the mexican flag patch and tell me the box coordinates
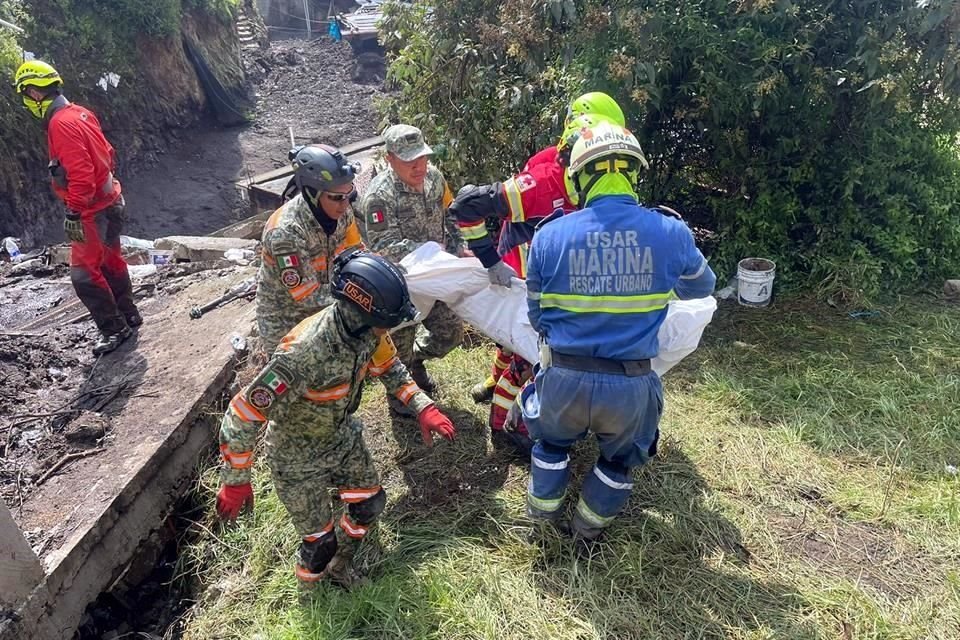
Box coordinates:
[279,254,299,268]
[263,370,288,394]
[369,210,385,224]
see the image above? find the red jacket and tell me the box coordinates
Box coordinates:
[47,103,122,217]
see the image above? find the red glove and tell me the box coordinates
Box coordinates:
[417,404,456,447]
[217,483,254,520]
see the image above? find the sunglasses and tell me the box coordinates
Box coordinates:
[324,189,357,203]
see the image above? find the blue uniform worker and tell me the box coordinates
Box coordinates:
[523,122,716,540]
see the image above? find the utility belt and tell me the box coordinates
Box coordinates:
[548,349,651,377]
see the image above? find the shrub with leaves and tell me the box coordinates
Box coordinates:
[379,0,960,300]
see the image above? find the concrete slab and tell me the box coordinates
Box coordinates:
[154,235,259,262]
[0,269,256,640]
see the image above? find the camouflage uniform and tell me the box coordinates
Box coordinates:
[357,126,465,372]
[256,194,364,353]
[219,303,433,580]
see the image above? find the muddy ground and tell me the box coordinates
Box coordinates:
[122,36,383,240]
[0,36,380,527]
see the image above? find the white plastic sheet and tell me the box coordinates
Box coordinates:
[400,242,717,376]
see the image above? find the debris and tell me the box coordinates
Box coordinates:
[224,247,256,265]
[946,464,958,476]
[154,235,258,263]
[120,235,155,250]
[36,447,106,486]
[127,264,158,279]
[189,277,257,319]
[3,236,23,262]
[230,334,247,354]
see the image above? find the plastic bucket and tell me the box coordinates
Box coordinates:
[737,258,776,307]
[149,249,175,265]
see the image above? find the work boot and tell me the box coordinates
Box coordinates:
[125,310,143,328]
[470,377,496,404]
[491,429,533,460]
[323,552,368,590]
[387,395,416,418]
[92,326,132,356]
[408,360,436,394]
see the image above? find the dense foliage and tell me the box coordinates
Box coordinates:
[379,0,960,299]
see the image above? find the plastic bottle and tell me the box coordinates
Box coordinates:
[3,237,22,263]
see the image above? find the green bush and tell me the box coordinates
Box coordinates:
[380,0,960,300]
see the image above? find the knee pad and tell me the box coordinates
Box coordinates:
[299,531,338,574]
[348,488,386,525]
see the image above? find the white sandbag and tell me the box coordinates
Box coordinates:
[400,242,716,376]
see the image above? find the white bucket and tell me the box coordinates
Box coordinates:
[737,258,776,307]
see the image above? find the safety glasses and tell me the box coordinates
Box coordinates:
[324,189,357,203]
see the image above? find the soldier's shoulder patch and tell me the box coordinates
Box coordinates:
[280,267,302,288]
[364,198,390,230]
[247,364,296,410]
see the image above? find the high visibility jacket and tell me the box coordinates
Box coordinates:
[452,147,574,269]
[256,194,364,352]
[47,102,121,217]
[526,194,716,360]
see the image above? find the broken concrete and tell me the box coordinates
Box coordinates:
[0,269,256,640]
[154,235,259,263]
[0,502,43,611]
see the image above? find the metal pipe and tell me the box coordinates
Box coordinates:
[0,17,24,33]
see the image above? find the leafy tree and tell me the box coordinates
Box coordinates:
[380,0,960,300]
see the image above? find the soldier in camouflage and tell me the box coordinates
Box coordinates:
[357,124,466,407]
[256,145,365,354]
[217,250,457,588]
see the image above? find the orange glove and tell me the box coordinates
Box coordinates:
[217,483,254,520]
[417,404,456,447]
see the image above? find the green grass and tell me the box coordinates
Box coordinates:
[177,296,960,639]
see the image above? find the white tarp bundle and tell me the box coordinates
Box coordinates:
[399,242,717,376]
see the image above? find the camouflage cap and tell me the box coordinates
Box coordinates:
[384,124,433,162]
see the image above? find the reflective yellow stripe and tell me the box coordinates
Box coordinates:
[575,497,615,527]
[492,394,515,410]
[503,177,526,222]
[495,377,520,396]
[539,291,675,314]
[459,221,487,241]
[518,244,528,278]
[527,490,565,513]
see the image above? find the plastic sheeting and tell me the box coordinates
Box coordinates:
[399,242,717,376]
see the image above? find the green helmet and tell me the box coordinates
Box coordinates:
[556,113,614,158]
[565,92,625,129]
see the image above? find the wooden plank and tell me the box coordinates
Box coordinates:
[0,501,43,610]
[235,136,383,188]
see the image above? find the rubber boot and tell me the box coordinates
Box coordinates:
[470,376,496,404]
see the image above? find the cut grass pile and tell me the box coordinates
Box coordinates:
[177,296,960,639]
